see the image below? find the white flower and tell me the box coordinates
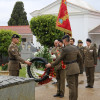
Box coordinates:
[51,54,56,59]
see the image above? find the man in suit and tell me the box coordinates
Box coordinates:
[8,34,32,76]
[84,38,97,88]
[46,35,82,100]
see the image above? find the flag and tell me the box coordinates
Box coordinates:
[56,0,72,36]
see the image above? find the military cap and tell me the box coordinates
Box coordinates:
[86,38,92,43]
[78,40,83,43]
[58,39,63,43]
[12,34,20,38]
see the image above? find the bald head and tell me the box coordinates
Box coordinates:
[54,40,58,47]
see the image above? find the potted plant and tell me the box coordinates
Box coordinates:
[0,63,9,75]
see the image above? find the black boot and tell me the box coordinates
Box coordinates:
[53,94,60,97]
[59,94,64,98]
[85,85,90,88]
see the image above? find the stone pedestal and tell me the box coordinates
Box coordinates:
[0,76,35,100]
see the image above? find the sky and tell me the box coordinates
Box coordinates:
[0,0,100,26]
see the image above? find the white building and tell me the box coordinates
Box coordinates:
[30,0,100,47]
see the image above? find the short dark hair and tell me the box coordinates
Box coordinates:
[58,39,63,43]
[70,38,75,42]
[86,38,92,43]
[62,35,70,42]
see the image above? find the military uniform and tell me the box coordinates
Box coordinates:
[77,46,84,74]
[98,45,100,58]
[8,42,25,76]
[55,47,65,96]
[84,45,97,87]
[51,44,82,100]
[51,46,65,96]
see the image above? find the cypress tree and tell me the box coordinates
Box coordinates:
[8,1,29,26]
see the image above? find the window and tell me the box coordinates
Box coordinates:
[22,38,26,42]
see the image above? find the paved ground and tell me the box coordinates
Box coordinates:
[35,72,100,100]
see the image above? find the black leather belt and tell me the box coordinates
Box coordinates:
[66,60,77,64]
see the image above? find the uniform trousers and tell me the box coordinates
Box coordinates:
[85,67,95,87]
[56,69,65,95]
[67,74,79,100]
[9,70,19,76]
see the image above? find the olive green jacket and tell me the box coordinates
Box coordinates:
[8,42,25,71]
[51,44,82,75]
[83,45,97,67]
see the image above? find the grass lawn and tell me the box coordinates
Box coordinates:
[0,66,27,78]
[19,67,27,78]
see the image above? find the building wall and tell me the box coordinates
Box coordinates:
[21,34,33,43]
[89,34,100,47]
[33,35,41,48]
[88,14,100,31]
[69,14,88,46]
[88,14,100,47]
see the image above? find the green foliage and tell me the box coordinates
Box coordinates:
[1,63,8,71]
[35,47,52,63]
[19,67,26,78]
[34,47,52,68]
[8,1,29,26]
[0,30,21,56]
[30,15,64,47]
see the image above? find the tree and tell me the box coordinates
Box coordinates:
[0,30,21,56]
[8,1,29,26]
[30,15,64,47]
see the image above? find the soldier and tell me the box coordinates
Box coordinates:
[51,40,59,55]
[70,38,75,45]
[8,34,32,76]
[46,35,82,100]
[84,38,97,88]
[51,40,59,84]
[77,40,84,74]
[53,39,65,98]
[98,45,100,60]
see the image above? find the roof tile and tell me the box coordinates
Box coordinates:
[0,25,33,34]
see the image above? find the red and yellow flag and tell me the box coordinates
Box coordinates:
[56,0,72,36]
